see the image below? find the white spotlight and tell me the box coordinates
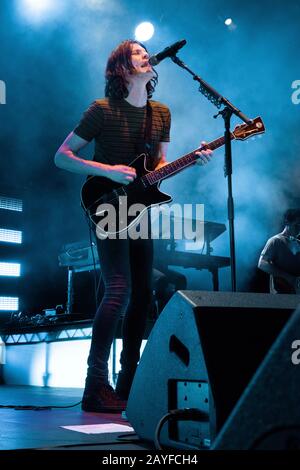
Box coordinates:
[134,22,155,42]
[17,0,62,24]
[224,17,237,31]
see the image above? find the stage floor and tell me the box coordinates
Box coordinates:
[0,385,152,451]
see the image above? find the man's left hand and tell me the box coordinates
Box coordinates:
[195,141,213,165]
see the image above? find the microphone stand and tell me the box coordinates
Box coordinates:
[171,55,252,292]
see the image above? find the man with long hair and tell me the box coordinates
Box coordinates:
[55,39,212,412]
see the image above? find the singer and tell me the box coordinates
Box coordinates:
[54,39,212,412]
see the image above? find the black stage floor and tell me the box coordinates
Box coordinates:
[0,385,152,451]
[1,385,295,468]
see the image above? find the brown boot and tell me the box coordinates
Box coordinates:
[82,378,127,413]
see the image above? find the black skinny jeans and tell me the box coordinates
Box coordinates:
[86,234,153,383]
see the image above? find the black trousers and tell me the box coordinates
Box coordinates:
[86,233,153,383]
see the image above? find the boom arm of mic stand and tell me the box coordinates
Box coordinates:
[170,55,252,124]
[170,54,243,292]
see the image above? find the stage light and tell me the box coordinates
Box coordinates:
[0,229,22,244]
[0,196,23,212]
[0,297,19,311]
[0,194,23,315]
[224,17,237,31]
[134,22,155,42]
[0,263,21,277]
[17,0,62,23]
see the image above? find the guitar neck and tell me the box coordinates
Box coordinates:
[143,133,234,186]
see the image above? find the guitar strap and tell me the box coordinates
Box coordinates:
[135,100,153,159]
[144,100,153,152]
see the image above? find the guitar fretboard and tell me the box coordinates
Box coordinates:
[142,134,232,186]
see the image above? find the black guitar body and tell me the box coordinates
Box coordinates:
[81,153,172,236]
[80,117,265,237]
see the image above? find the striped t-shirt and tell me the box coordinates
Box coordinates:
[74,98,171,169]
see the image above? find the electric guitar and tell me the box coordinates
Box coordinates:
[81,117,265,238]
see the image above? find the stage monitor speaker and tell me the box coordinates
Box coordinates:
[211,304,300,450]
[126,291,300,450]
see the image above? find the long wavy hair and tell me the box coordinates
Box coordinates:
[105,40,158,99]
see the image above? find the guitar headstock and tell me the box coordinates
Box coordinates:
[233,117,265,140]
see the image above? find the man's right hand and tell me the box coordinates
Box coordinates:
[106,164,137,185]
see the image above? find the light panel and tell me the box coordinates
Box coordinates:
[0,297,19,311]
[0,263,21,277]
[0,229,22,244]
[0,196,23,212]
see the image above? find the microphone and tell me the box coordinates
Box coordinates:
[149,40,187,66]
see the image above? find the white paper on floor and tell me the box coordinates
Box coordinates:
[61,423,134,434]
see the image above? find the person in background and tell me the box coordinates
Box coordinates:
[258,209,300,294]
